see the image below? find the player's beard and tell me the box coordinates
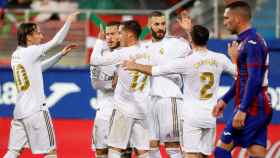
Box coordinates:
[151,28,166,41]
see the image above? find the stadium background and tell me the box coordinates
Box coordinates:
[0,0,280,157]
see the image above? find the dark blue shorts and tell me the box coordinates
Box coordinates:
[220,110,272,148]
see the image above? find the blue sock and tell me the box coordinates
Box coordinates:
[214,147,232,158]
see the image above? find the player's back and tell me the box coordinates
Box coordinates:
[179,50,234,127]
[11,46,46,119]
[182,50,234,111]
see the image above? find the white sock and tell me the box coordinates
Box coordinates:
[108,148,122,158]
[149,148,161,158]
[138,152,150,158]
[3,150,20,158]
[166,149,182,158]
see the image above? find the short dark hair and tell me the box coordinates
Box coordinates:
[149,11,164,18]
[106,21,121,27]
[17,22,37,47]
[122,20,142,39]
[226,1,251,20]
[191,25,209,46]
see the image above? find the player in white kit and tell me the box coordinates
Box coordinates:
[122,25,236,158]
[90,21,121,158]
[143,11,192,158]
[91,20,151,158]
[3,12,79,158]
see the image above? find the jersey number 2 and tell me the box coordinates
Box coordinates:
[200,72,214,100]
[13,64,30,91]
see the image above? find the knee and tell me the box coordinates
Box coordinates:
[96,148,108,156]
[150,140,160,149]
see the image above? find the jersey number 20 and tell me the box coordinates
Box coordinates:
[200,72,214,100]
[12,64,30,91]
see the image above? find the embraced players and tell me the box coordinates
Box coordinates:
[91,20,151,158]
[122,25,235,158]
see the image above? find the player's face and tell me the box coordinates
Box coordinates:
[223,8,239,34]
[28,26,43,45]
[105,25,120,50]
[119,27,130,47]
[150,16,166,41]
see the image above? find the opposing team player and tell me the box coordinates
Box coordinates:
[122,25,235,158]
[90,21,122,158]
[212,1,272,158]
[91,20,151,158]
[143,11,192,158]
[4,12,79,158]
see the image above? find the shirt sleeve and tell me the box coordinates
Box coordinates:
[239,40,265,112]
[152,59,190,76]
[90,39,123,66]
[41,52,63,71]
[221,54,236,77]
[221,81,236,104]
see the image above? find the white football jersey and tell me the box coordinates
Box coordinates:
[90,43,117,120]
[91,40,150,119]
[152,50,235,128]
[144,36,192,98]
[11,21,71,119]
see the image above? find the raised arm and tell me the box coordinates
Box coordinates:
[90,39,123,66]
[41,43,77,71]
[39,12,79,54]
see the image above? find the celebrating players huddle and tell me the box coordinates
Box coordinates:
[5,1,272,158]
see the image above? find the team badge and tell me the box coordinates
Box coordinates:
[160,48,164,55]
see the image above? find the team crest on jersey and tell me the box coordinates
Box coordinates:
[160,48,164,55]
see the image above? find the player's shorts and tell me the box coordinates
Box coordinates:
[148,97,183,143]
[221,110,273,148]
[180,118,215,155]
[8,110,56,154]
[92,118,110,150]
[107,109,149,150]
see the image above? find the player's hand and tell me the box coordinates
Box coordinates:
[212,99,227,117]
[97,24,105,40]
[61,43,78,56]
[228,41,239,64]
[66,11,80,23]
[232,110,246,129]
[122,59,137,71]
[176,10,192,32]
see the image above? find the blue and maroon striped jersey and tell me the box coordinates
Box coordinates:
[222,28,272,115]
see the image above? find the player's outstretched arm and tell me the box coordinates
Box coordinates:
[41,43,77,71]
[40,12,80,53]
[122,59,153,75]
